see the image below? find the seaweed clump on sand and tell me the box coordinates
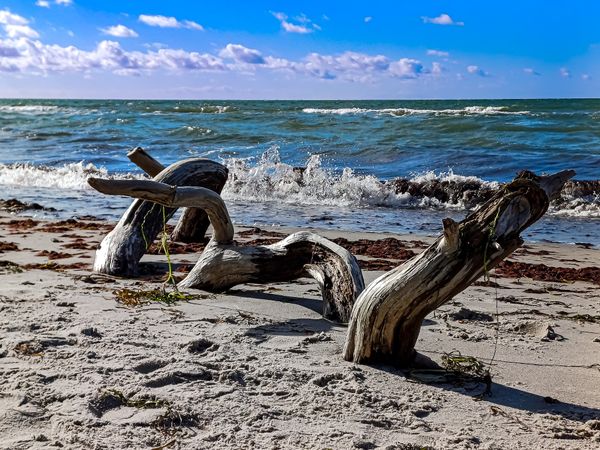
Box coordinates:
[495,260,600,285]
[113,288,195,307]
[0,260,23,274]
[0,241,19,253]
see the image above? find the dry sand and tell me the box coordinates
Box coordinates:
[0,210,599,449]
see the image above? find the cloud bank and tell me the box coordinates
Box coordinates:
[0,11,440,83]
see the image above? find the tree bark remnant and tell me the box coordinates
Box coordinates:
[343,170,575,366]
[91,158,228,276]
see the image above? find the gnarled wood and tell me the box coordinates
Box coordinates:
[343,170,575,366]
[91,158,228,276]
[88,178,364,322]
[180,231,364,322]
[127,147,228,243]
[89,179,234,244]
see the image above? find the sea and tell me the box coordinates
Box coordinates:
[0,98,598,246]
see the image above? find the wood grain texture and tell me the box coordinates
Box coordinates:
[90,158,228,276]
[343,170,575,366]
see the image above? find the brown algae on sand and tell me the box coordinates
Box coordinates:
[113,288,196,307]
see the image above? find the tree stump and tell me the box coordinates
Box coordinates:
[127,147,228,243]
[343,170,575,366]
[88,178,365,323]
[92,158,228,276]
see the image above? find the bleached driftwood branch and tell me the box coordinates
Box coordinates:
[88,178,364,322]
[91,158,228,276]
[127,147,228,243]
[343,170,575,366]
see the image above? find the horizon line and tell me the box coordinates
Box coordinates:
[1,96,599,102]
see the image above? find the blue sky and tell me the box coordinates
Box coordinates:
[0,0,598,99]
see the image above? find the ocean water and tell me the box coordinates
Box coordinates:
[0,98,598,246]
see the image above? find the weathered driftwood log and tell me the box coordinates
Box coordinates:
[127,147,228,243]
[87,178,365,322]
[92,158,228,276]
[180,232,364,322]
[343,170,575,366]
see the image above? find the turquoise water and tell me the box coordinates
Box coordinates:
[0,99,598,245]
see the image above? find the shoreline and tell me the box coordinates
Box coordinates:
[0,210,599,449]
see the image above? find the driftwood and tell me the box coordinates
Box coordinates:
[92,158,228,276]
[343,170,575,366]
[88,178,365,322]
[127,147,228,242]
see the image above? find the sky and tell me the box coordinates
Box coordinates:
[0,0,598,99]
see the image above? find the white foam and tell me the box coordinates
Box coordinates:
[302,106,530,116]
[0,105,62,114]
[409,170,500,187]
[547,197,600,218]
[0,156,597,219]
[0,162,144,190]
[172,105,236,113]
[221,146,486,210]
[302,107,369,115]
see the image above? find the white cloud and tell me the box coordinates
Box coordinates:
[427,49,449,58]
[431,62,443,76]
[0,41,20,57]
[389,58,424,79]
[581,73,591,80]
[467,65,489,77]
[523,68,541,76]
[364,16,373,23]
[422,13,464,26]
[0,38,225,75]
[282,21,311,34]
[299,51,391,80]
[36,0,72,8]
[560,67,571,78]
[4,24,39,38]
[219,43,265,64]
[138,14,203,31]
[0,28,436,84]
[0,10,29,26]
[0,10,39,39]
[271,11,318,34]
[181,20,203,31]
[100,25,138,38]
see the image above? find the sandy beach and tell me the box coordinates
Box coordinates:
[0,208,598,450]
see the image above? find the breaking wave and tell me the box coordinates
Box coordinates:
[0,152,597,218]
[302,106,530,116]
[221,148,598,218]
[0,162,144,190]
[0,105,63,115]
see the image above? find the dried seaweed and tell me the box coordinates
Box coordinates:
[441,351,486,378]
[113,288,195,307]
